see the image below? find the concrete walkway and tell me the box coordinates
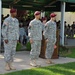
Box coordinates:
[0,51,75,74]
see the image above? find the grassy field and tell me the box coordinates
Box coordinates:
[0,62,75,75]
[59,47,75,58]
[65,48,75,58]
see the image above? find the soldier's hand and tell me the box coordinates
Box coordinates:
[54,45,57,49]
[4,40,8,44]
[30,38,34,44]
[46,39,49,43]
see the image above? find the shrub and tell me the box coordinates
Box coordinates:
[16,42,22,51]
[26,42,31,51]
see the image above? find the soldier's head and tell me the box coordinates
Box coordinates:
[50,13,56,21]
[34,11,41,20]
[10,8,17,17]
[42,17,47,24]
[73,21,75,24]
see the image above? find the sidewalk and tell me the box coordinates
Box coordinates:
[0,51,75,74]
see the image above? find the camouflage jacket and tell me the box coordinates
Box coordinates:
[2,16,19,41]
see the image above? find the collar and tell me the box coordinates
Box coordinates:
[9,16,16,22]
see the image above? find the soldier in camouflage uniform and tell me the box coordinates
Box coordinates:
[2,9,19,71]
[28,11,43,67]
[44,13,56,64]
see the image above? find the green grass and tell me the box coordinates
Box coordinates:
[64,48,75,58]
[16,42,22,51]
[59,47,75,58]
[26,42,31,51]
[1,62,75,75]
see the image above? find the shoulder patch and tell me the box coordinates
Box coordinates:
[4,22,9,26]
[29,24,32,26]
[45,23,48,26]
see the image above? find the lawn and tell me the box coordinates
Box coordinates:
[64,48,75,58]
[1,62,75,75]
[59,47,75,58]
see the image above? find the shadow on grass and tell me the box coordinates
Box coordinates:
[2,62,75,75]
[4,68,75,75]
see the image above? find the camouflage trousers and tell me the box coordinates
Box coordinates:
[30,40,41,60]
[4,40,17,63]
[46,41,55,59]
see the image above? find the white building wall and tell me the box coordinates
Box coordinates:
[2,8,10,16]
[2,8,75,25]
[55,12,75,25]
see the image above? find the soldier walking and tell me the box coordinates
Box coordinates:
[2,8,19,71]
[44,13,56,64]
[28,11,43,67]
[40,17,47,58]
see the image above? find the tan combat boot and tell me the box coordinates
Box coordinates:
[46,59,54,64]
[9,62,16,70]
[30,60,37,67]
[30,60,41,67]
[5,63,11,71]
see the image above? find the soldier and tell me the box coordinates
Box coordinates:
[2,8,19,71]
[28,11,43,67]
[44,13,57,64]
[40,17,47,58]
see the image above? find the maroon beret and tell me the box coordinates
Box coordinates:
[42,17,47,21]
[34,11,41,16]
[50,13,56,18]
[10,8,17,13]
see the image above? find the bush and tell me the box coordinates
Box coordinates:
[59,45,69,52]
[16,42,22,51]
[26,42,31,51]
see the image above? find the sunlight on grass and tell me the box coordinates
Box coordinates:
[49,66,75,73]
[33,68,64,75]
[1,62,75,75]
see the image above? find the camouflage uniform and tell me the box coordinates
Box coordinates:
[2,16,19,63]
[28,19,43,60]
[44,20,56,59]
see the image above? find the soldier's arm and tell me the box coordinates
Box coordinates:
[43,23,49,39]
[41,23,44,32]
[15,20,19,40]
[28,22,34,40]
[2,19,9,40]
[53,24,56,44]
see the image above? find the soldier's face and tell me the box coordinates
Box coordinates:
[43,20,47,24]
[52,17,56,21]
[37,14,41,19]
[12,12,17,17]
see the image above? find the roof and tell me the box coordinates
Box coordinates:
[2,0,75,11]
[58,0,75,3]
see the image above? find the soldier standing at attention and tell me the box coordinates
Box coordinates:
[28,11,42,67]
[40,17,47,58]
[2,8,19,71]
[44,13,57,64]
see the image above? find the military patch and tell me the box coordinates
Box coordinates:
[45,23,48,26]
[28,26,31,29]
[45,25,48,28]
[2,24,6,28]
[4,22,8,26]
[2,22,8,28]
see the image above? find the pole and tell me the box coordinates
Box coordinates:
[60,1,66,46]
[0,0,2,49]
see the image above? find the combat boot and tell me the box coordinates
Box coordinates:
[30,60,41,67]
[46,59,54,64]
[5,63,11,71]
[9,62,16,70]
[30,60,37,67]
